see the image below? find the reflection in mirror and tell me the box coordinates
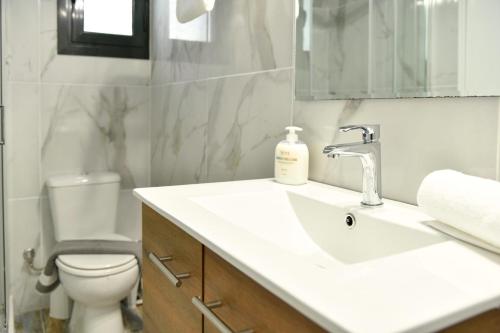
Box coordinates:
[296,0,500,100]
[83,0,133,36]
[169,0,211,42]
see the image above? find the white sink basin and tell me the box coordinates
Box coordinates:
[191,184,446,264]
[287,192,444,263]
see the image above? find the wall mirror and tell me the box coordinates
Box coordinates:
[58,0,149,59]
[295,0,500,100]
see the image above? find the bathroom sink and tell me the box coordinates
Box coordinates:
[190,183,445,264]
[135,179,500,333]
[286,192,444,263]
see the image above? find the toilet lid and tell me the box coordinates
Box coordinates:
[57,254,136,270]
[57,233,137,270]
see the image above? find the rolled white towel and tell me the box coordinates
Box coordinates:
[417,170,500,248]
[177,0,215,23]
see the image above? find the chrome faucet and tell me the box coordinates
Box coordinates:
[323,125,383,206]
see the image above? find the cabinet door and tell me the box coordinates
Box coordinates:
[142,204,203,333]
[440,310,500,332]
[201,249,326,333]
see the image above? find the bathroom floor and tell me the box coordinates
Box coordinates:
[15,307,143,333]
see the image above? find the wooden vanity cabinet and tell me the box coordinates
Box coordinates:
[440,310,500,333]
[142,205,203,333]
[203,248,325,333]
[142,204,500,333]
[142,204,324,333]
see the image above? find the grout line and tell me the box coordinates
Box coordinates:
[497,100,500,181]
[150,66,295,87]
[290,0,297,126]
[8,80,150,89]
[8,196,42,203]
[148,62,152,187]
[38,0,44,242]
[4,192,140,202]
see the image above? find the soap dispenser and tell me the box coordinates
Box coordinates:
[275,126,309,185]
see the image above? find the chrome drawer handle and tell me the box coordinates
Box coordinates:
[192,297,254,333]
[148,252,190,287]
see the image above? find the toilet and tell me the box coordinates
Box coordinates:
[47,172,139,333]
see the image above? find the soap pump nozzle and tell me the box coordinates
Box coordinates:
[285,126,303,143]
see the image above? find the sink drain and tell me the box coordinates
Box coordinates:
[345,213,356,229]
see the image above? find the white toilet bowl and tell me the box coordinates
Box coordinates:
[56,243,139,333]
[46,173,140,332]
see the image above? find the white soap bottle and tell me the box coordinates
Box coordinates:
[275,126,309,185]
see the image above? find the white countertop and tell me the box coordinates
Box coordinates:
[134,179,500,333]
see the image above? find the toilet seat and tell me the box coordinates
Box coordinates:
[56,233,139,277]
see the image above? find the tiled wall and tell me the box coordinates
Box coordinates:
[4,0,150,314]
[294,98,500,204]
[152,0,499,203]
[150,0,294,185]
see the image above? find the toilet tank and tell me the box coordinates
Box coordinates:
[47,172,121,241]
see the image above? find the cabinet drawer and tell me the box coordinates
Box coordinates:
[143,204,202,333]
[202,249,325,333]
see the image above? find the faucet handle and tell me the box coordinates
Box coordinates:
[339,124,380,143]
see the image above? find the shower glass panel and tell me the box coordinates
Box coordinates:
[0,0,6,330]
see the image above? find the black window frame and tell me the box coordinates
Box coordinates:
[57,0,149,59]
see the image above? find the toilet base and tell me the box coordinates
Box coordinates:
[69,302,124,333]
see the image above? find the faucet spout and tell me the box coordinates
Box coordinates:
[323,142,367,158]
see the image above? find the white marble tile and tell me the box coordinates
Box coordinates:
[150,0,170,85]
[152,0,294,84]
[204,0,294,78]
[4,0,39,82]
[40,197,56,265]
[371,0,396,97]
[151,0,205,84]
[294,97,500,205]
[39,0,150,85]
[41,84,150,190]
[5,84,41,199]
[151,82,209,186]
[6,198,48,315]
[116,190,142,241]
[206,69,293,182]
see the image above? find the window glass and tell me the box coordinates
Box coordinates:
[83,0,133,36]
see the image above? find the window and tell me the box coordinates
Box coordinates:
[57,0,149,59]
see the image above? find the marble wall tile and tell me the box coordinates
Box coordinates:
[4,0,39,82]
[5,84,40,199]
[6,198,48,315]
[371,0,395,97]
[150,0,170,85]
[206,69,293,182]
[151,0,205,85]
[39,0,150,85]
[41,85,150,191]
[294,97,499,205]
[4,0,151,318]
[116,190,142,241]
[203,0,294,78]
[152,0,294,84]
[151,82,209,186]
[40,197,56,267]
